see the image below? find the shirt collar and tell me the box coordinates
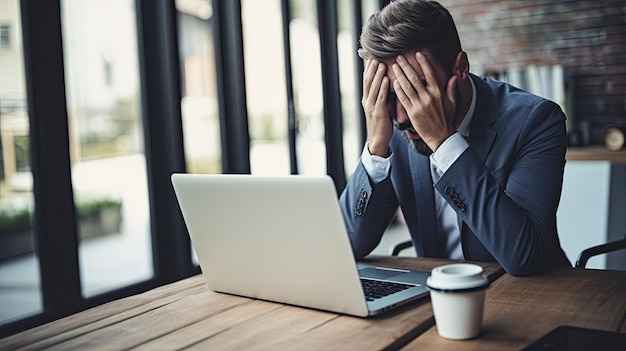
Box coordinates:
[456,75,476,137]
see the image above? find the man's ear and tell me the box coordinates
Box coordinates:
[453,51,469,79]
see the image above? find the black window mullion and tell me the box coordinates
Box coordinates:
[212,0,250,174]
[281,0,298,175]
[20,0,82,317]
[350,0,367,147]
[136,0,195,283]
[317,0,346,193]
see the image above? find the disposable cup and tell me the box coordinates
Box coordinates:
[426,263,490,340]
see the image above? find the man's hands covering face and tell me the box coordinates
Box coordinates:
[392,52,458,153]
[362,59,394,157]
[361,52,460,156]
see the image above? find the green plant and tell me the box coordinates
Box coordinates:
[76,197,122,220]
[0,207,33,233]
[0,197,122,234]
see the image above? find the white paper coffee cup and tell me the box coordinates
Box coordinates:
[426,263,490,340]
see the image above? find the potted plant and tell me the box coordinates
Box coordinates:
[0,196,123,260]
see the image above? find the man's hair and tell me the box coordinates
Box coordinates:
[358,0,462,75]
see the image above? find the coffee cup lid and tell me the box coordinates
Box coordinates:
[426,263,489,292]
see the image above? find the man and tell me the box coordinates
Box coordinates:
[339,0,572,276]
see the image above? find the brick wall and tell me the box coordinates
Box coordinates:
[442,0,626,146]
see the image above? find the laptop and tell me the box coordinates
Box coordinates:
[171,173,430,317]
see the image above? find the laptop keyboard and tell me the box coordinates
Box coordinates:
[360,278,413,301]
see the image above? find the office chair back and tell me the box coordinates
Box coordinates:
[575,232,626,269]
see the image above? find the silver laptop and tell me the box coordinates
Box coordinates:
[171,173,430,317]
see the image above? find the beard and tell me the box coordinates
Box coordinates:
[397,87,464,156]
[405,136,434,156]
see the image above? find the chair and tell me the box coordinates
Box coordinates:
[390,239,413,256]
[575,232,626,269]
[391,233,626,270]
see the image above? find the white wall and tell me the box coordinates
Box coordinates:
[557,161,611,269]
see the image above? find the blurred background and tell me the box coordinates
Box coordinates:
[1,0,625,337]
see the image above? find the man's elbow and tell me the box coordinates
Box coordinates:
[503,264,540,277]
[350,242,373,261]
[500,255,549,276]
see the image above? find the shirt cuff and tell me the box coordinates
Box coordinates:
[361,142,392,183]
[429,132,469,173]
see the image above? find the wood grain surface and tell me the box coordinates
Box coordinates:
[11,257,623,351]
[402,266,626,350]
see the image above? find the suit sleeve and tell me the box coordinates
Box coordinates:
[436,99,568,276]
[339,162,399,260]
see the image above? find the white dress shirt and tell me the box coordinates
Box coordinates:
[361,76,477,259]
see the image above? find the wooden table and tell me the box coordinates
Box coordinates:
[0,257,500,350]
[404,265,626,350]
[1,257,625,350]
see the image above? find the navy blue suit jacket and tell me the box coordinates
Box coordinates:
[339,74,572,276]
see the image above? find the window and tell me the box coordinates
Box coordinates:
[61,0,153,297]
[0,25,10,48]
[1,0,381,337]
[288,0,327,176]
[242,0,292,175]
[0,2,42,327]
[176,0,221,175]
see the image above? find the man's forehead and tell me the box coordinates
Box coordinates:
[381,49,434,63]
[380,49,446,94]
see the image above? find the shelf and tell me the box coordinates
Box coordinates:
[566,146,626,163]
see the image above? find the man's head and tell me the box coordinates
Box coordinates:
[359,0,461,75]
[359,0,468,155]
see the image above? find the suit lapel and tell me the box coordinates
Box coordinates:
[409,149,439,257]
[405,76,498,258]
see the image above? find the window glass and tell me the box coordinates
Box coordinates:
[289,0,326,175]
[340,0,380,176]
[337,0,361,174]
[0,0,43,326]
[361,0,379,22]
[175,0,217,266]
[242,0,290,175]
[61,0,153,297]
[176,0,221,175]
[0,24,10,48]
